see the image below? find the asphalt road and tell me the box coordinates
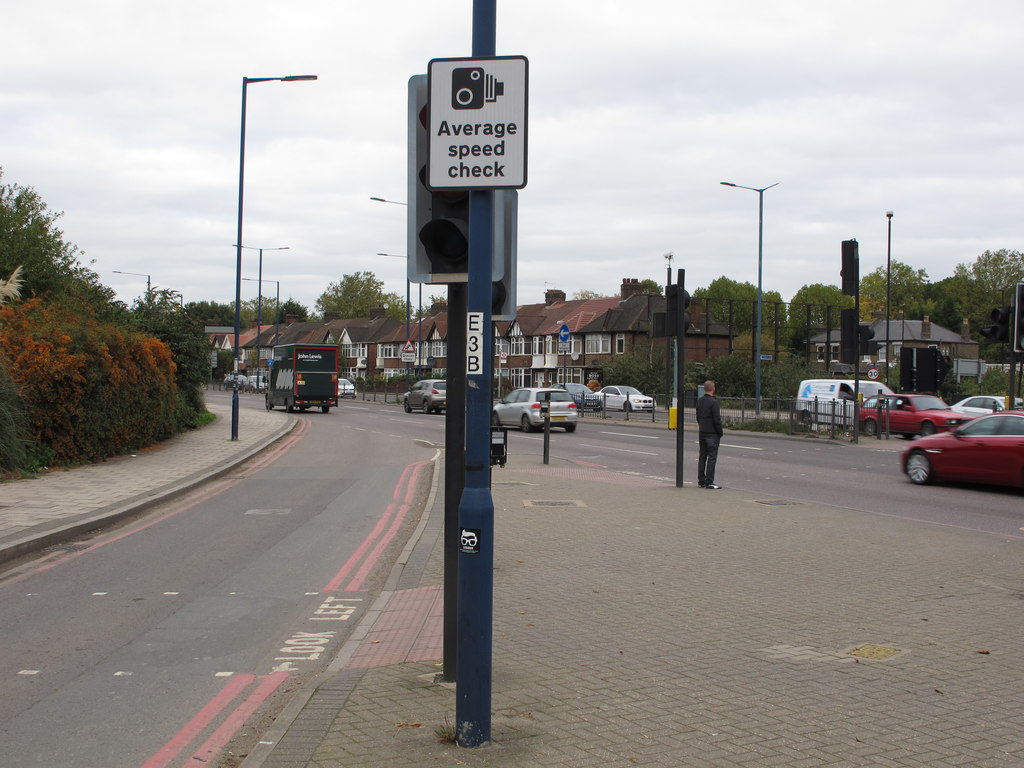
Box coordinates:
[0,393,437,768]
[1,395,1019,767]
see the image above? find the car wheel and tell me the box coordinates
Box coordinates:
[919,421,936,437]
[491,411,501,426]
[422,399,431,414]
[403,399,412,413]
[520,414,534,433]
[863,418,877,437]
[564,424,577,433]
[905,450,934,484]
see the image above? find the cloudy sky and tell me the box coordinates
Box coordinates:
[3,1,1022,315]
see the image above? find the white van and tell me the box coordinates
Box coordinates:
[795,378,894,426]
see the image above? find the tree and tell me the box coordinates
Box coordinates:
[315,271,404,321]
[637,279,662,295]
[949,249,1024,351]
[860,261,929,320]
[785,283,850,350]
[0,171,115,314]
[694,276,782,335]
[571,289,607,300]
[185,299,235,326]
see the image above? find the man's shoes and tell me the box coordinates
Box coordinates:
[705,484,722,490]
[697,482,706,488]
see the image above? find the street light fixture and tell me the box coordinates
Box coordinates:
[720,180,780,414]
[232,74,317,441]
[242,276,282,353]
[372,196,414,374]
[112,270,152,301]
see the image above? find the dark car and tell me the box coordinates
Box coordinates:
[901,412,1024,488]
[860,393,973,438]
[403,379,447,414]
[558,382,601,411]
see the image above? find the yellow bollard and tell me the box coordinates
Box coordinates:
[668,407,677,430]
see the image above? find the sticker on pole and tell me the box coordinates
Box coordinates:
[426,56,528,190]
[460,528,482,554]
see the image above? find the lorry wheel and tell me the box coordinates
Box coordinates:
[285,404,294,413]
[265,396,273,411]
[321,406,330,414]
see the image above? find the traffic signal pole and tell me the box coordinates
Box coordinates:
[455,0,497,748]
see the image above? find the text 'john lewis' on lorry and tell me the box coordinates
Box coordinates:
[265,343,339,414]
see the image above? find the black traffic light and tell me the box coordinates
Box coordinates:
[1014,282,1024,353]
[857,323,875,356]
[665,279,690,337]
[899,347,916,392]
[840,307,858,364]
[841,239,859,297]
[936,354,952,386]
[491,190,517,320]
[915,347,939,393]
[980,305,1011,343]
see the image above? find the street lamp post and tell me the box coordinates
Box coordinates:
[232,74,316,441]
[372,195,413,373]
[112,270,152,302]
[720,181,780,414]
[885,211,893,389]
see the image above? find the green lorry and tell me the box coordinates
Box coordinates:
[265,343,339,413]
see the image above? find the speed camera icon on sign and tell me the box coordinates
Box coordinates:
[451,67,504,110]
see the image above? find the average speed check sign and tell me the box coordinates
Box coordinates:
[427,56,528,190]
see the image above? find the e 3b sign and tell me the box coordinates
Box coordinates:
[427,56,528,191]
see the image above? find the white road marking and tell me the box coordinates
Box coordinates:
[597,431,660,440]
[579,443,658,456]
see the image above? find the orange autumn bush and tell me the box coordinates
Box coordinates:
[0,298,177,465]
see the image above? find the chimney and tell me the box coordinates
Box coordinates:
[545,288,566,305]
[369,307,386,319]
[431,298,448,312]
[960,317,970,340]
[620,278,643,299]
[921,314,931,339]
[285,314,299,325]
[323,311,340,322]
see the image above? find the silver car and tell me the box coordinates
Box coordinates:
[949,395,1005,416]
[492,387,578,432]
[337,378,357,399]
[403,379,447,414]
[596,385,655,412]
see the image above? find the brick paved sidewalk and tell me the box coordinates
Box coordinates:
[248,456,1024,768]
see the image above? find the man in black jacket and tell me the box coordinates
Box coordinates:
[695,380,723,489]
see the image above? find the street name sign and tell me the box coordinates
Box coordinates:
[426,56,528,190]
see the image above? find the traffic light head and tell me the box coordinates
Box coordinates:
[980,305,1011,343]
[841,240,859,297]
[857,323,875,356]
[1014,282,1024,353]
[840,307,858,364]
[665,276,690,337]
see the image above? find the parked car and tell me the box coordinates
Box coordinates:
[860,393,974,438]
[337,378,357,399]
[949,395,1007,416]
[224,373,248,389]
[403,379,447,414]
[901,411,1024,488]
[596,385,654,413]
[557,382,601,411]
[492,387,578,432]
[246,374,268,393]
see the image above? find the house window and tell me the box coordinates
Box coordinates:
[378,343,398,358]
[585,334,611,354]
[532,336,544,355]
[615,333,625,354]
[510,335,526,355]
[816,344,826,362]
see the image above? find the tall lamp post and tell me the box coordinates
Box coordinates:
[372,195,413,372]
[720,180,779,414]
[232,74,317,441]
[884,211,893,389]
[112,270,152,302]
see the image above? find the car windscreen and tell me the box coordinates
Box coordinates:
[913,396,947,410]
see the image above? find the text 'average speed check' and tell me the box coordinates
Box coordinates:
[427,56,528,191]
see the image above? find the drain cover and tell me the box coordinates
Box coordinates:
[523,500,586,508]
[849,644,901,660]
[755,499,799,506]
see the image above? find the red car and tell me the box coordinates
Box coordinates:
[901,412,1024,489]
[860,393,973,438]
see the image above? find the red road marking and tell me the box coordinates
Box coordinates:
[321,459,431,593]
[139,674,255,768]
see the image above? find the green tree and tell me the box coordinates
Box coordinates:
[0,171,115,314]
[694,276,782,336]
[785,283,850,351]
[860,260,929,320]
[130,289,211,428]
[948,249,1024,354]
[315,271,404,321]
[185,299,235,326]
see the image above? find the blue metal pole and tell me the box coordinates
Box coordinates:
[232,78,249,441]
[456,0,497,748]
[755,189,763,415]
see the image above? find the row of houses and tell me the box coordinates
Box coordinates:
[207,277,979,387]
